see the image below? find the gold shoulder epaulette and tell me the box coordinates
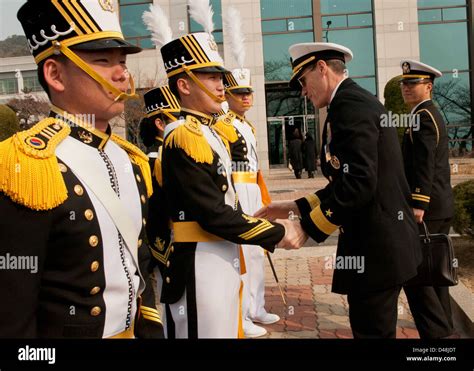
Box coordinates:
[165,115,214,165]
[110,134,153,197]
[213,111,238,143]
[0,117,70,210]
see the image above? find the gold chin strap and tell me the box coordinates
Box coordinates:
[162,111,179,123]
[226,90,253,108]
[183,67,226,104]
[52,41,138,102]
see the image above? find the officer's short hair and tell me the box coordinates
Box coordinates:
[325,59,347,75]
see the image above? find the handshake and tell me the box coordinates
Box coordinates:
[254,201,308,250]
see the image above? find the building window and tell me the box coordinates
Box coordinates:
[418,0,472,152]
[261,0,314,82]
[320,0,377,95]
[0,78,18,96]
[119,0,153,49]
[23,72,43,93]
[188,0,223,55]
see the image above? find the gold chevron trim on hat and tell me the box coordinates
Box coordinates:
[181,35,208,64]
[161,87,180,110]
[226,73,239,87]
[189,34,210,63]
[52,0,84,35]
[70,0,100,33]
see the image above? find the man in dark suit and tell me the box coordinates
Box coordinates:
[400,59,455,338]
[256,42,422,338]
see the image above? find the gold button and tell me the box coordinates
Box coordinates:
[170,246,174,253]
[138,239,142,248]
[242,140,246,144]
[222,172,227,177]
[89,235,99,247]
[142,218,146,226]
[166,260,170,268]
[91,261,100,272]
[90,286,101,295]
[222,184,228,192]
[243,147,247,152]
[74,185,84,196]
[238,134,242,137]
[166,277,171,284]
[136,174,141,182]
[58,163,68,173]
[84,209,94,221]
[90,306,101,316]
[141,195,146,204]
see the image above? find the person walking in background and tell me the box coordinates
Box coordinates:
[399,59,456,339]
[288,127,303,179]
[302,132,317,178]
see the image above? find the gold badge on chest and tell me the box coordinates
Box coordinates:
[330,156,340,170]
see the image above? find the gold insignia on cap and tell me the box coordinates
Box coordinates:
[239,71,246,80]
[330,156,340,170]
[99,0,114,12]
[208,36,218,51]
[402,62,411,74]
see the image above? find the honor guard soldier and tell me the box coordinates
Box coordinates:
[400,60,456,338]
[0,0,162,338]
[157,0,303,338]
[140,84,181,337]
[256,42,422,338]
[216,6,279,338]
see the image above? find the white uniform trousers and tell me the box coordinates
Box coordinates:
[167,241,241,338]
[234,182,269,323]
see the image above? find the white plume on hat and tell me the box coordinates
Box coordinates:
[188,0,215,34]
[142,4,173,85]
[224,6,245,69]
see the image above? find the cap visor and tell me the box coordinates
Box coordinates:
[194,65,230,74]
[227,88,254,94]
[72,38,142,54]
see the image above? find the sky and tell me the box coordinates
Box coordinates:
[0,0,27,41]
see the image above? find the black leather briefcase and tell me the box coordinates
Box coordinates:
[405,222,458,287]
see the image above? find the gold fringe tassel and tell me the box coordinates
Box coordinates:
[213,118,238,143]
[110,134,153,198]
[165,120,214,165]
[0,118,70,210]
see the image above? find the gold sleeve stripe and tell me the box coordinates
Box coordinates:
[412,194,430,202]
[141,306,160,316]
[309,206,338,235]
[305,194,321,210]
[142,314,162,323]
[238,220,274,240]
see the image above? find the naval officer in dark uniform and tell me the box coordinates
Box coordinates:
[0,0,162,338]
[400,59,455,338]
[256,42,422,338]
